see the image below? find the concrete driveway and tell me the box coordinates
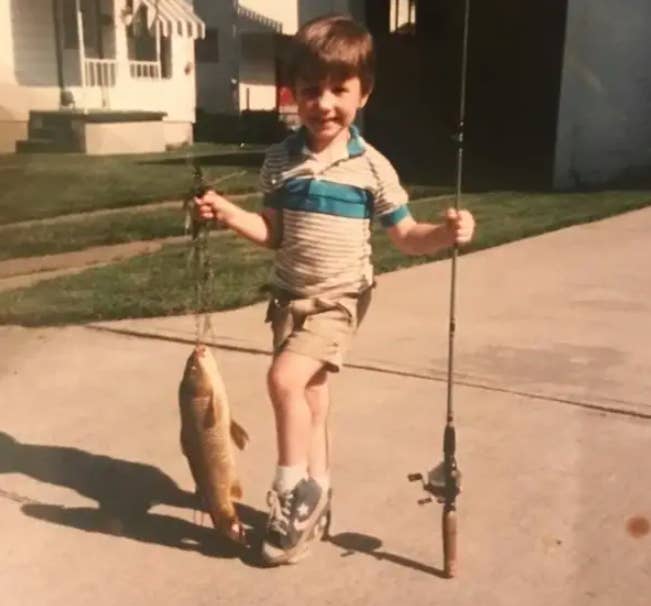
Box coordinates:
[1,208,649,606]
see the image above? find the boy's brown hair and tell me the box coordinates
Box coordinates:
[287,15,375,95]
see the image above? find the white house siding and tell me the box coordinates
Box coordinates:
[0,0,59,116]
[9,0,59,88]
[195,0,361,115]
[64,5,199,140]
[554,0,651,188]
[95,35,198,126]
[0,0,202,152]
[0,0,60,151]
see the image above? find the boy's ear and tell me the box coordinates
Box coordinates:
[359,88,373,109]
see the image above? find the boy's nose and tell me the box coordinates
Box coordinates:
[316,90,335,110]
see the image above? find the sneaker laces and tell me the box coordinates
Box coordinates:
[267,489,294,536]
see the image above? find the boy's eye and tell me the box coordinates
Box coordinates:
[300,86,321,97]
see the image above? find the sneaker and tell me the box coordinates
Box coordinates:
[261,478,328,565]
[312,488,332,542]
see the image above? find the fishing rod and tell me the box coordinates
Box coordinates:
[408,0,470,579]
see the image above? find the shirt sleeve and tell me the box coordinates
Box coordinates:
[366,149,411,227]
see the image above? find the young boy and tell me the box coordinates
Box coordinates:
[195,15,475,565]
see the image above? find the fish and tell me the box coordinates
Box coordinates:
[178,344,249,543]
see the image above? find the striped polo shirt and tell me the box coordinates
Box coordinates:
[261,125,411,297]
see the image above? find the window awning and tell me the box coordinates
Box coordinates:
[236,5,283,33]
[132,0,205,40]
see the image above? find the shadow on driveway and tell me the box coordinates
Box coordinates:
[0,431,267,565]
[328,532,447,578]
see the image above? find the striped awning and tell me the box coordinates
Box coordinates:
[236,4,283,33]
[132,0,205,39]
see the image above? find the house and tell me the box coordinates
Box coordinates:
[199,0,651,189]
[0,0,206,154]
[364,0,651,190]
[193,0,363,120]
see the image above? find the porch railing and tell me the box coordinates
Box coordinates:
[84,59,117,87]
[82,59,162,88]
[129,61,161,80]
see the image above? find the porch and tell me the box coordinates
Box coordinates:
[8,0,204,153]
[16,109,167,155]
[54,0,205,111]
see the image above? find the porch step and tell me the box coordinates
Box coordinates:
[28,112,78,144]
[16,110,168,154]
[16,138,78,154]
[17,111,82,154]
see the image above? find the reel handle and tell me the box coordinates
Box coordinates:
[443,508,458,578]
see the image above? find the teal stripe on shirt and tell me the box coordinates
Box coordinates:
[265,178,373,219]
[379,204,411,227]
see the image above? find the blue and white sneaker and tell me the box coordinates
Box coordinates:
[262,478,330,565]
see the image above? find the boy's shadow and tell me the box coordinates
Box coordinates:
[0,431,267,565]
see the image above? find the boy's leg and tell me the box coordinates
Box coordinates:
[305,367,330,484]
[267,351,326,470]
[264,351,331,564]
[305,368,333,541]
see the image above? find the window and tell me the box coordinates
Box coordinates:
[390,0,417,35]
[126,4,173,79]
[195,28,219,63]
[161,37,172,79]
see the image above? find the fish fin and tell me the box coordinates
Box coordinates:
[203,394,217,428]
[230,420,249,450]
[230,479,243,500]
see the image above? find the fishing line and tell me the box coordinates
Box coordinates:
[184,158,232,349]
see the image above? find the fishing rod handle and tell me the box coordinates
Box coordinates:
[442,507,458,578]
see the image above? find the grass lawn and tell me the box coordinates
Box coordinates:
[0,143,265,225]
[0,195,262,261]
[1,190,649,326]
[1,187,445,260]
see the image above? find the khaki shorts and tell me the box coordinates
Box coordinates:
[265,287,373,372]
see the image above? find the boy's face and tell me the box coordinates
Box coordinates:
[294,75,370,150]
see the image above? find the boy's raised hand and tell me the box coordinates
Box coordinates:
[444,208,475,246]
[194,190,229,225]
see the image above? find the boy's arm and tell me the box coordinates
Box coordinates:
[386,209,475,256]
[194,191,279,249]
[366,148,473,256]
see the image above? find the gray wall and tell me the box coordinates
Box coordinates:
[194,0,238,114]
[554,0,651,189]
[298,0,362,25]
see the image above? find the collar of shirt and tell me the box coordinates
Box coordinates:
[287,125,366,163]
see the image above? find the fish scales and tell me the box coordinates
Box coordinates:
[179,345,249,542]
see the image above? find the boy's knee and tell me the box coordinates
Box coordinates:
[267,362,304,402]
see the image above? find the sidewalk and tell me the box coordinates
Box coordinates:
[1,208,649,606]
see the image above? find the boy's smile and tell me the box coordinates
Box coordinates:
[295,76,370,152]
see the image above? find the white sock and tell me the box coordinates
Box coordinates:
[273,464,307,493]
